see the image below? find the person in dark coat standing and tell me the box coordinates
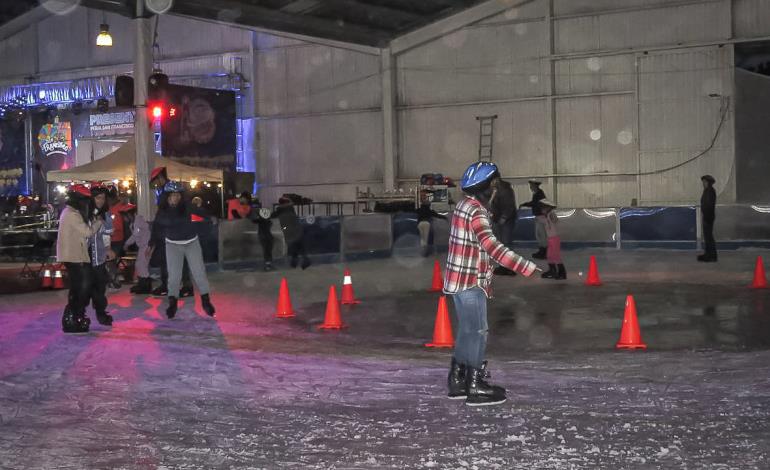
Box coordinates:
[490,173,518,275]
[520,180,547,259]
[698,175,718,262]
[274,197,311,269]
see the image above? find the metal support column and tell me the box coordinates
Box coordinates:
[381,47,398,192]
[133,1,155,219]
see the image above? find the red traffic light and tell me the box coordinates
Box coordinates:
[152,105,163,119]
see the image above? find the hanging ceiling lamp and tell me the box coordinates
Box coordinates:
[96,23,113,47]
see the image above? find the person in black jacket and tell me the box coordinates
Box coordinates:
[416,199,448,257]
[151,181,215,319]
[520,180,547,259]
[273,197,311,269]
[490,173,518,275]
[148,167,193,298]
[698,175,718,262]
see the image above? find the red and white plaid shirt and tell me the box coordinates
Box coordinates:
[444,196,537,297]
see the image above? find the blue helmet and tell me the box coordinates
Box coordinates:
[460,162,499,190]
[163,181,185,193]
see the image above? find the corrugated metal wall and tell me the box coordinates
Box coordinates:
[253,39,384,202]
[393,0,742,207]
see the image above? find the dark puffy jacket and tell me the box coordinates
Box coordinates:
[701,186,716,223]
[416,204,447,223]
[491,180,517,223]
[151,202,208,245]
[272,203,303,244]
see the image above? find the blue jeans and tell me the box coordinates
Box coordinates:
[451,287,488,369]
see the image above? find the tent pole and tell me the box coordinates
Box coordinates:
[133,0,154,219]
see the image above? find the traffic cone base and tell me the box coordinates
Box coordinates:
[53,267,65,289]
[616,295,646,350]
[585,255,603,286]
[275,278,295,318]
[340,270,361,305]
[319,285,347,330]
[428,260,444,292]
[41,269,52,288]
[425,296,454,348]
[750,256,768,289]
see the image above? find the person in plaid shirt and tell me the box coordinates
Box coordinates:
[444,162,539,407]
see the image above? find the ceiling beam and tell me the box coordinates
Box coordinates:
[0,5,50,41]
[280,0,323,14]
[174,0,392,47]
[390,0,538,55]
[324,0,424,26]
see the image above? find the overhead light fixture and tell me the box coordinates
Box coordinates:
[96,23,113,47]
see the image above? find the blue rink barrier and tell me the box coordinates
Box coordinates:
[217,205,770,268]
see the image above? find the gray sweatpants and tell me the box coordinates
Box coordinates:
[166,238,209,298]
[535,215,548,248]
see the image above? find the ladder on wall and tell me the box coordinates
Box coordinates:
[476,114,497,162]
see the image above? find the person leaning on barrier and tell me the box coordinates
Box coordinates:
[247,197,276,272]
[520,180,548,260]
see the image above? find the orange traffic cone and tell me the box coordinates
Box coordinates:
[750,256,768,289]
[425,296,454,348]
[616,295,647,350]
[318,285,346,330]
[428,260,444,292]
[340,268,360,305]
[41,268,52,288]
[585,255,603,286]
[275,278,295,318]
[53,266,65,289]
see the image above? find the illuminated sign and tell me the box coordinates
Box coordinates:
[38,118,72,157]
[89,110,135,136]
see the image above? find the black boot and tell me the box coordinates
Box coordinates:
[166,296,178,319]
[301,258,312,270]
[556,264,567,280]
[465,366,506,407]
[152,284,168,297]
[263,261,274,272]
[179,284,194,298]
[532,247,547,259]
[130,277,153,294]
[541,264,557,279]
[447,358,467,399]
[480,361,506,395]
[96,311,113,326]
[201,294,216,317]
[62,306,90,333]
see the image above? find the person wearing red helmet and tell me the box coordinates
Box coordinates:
[56,184,103,333]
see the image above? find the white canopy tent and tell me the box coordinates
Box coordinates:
[46,138,224,183]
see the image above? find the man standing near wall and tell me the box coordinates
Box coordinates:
[520,180,547,259]
[698,175,718,262]
[491,174,518,275]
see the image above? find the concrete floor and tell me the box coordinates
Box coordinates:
[1,249,769,469]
